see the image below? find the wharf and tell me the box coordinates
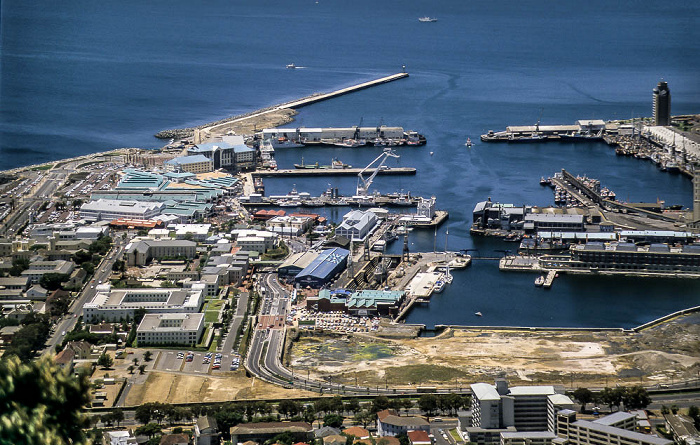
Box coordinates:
[543,270,557,288]
[252,167,416,177]
[404,210,449,228]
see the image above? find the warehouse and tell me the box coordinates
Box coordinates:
[278,251,320,278]
[294,248,349,288]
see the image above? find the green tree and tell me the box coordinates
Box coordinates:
[622,386,651,410]
[9,258,30,276]
[573,388,594,412]
[344,399,361,416]
[111,408,125,427]
[278,399,300,419]
[144,350,153,362]
[396,432,410,445]
[135,423,162,438]
[418,394,439,419]
[138,364,146,375]
[688,406,700,429]
[97,352,113,369]
[599,387,624,412]
[0,356,91,445]
[323,413,344,428]
[372,396,391,413]
[39,273,70,291]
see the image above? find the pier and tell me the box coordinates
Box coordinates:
[543,270,557,288]
[252,167,416,177]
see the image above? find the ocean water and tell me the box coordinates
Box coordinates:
[1,0,699,327]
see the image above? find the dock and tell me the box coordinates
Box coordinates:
[543,270,557,289]
[252,167,416,177]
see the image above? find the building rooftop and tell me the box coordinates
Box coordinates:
[137,313,204,332]
[229,422,312,435]
[508,385,555,396]
[572,420,672,445]
[594,411,636,426]
[471,382,501,401]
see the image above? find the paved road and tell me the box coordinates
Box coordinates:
[220,291,249,354]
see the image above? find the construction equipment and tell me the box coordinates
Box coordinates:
[356,147,399,196]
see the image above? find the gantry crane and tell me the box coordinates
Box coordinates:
[356,147,400,196]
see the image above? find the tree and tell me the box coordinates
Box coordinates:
[599,387,624,412]
[573,388,594,412]
[135,423,162,438]
[111,408,124,427]
[688,406,700,430]
[323,413,344,428]
[622,386,651,410]
[97,352,113,369]
[138,364,146,375]
[135,404,154,424]
[418,394,439,419]
[40,273,70,291]
[0,356,91,445]
[144,350,153,362]
[9,258,30,276]
[396,432,410,445]
[128,365,135,375]
[372,396,391,413]
[353,409,375,428]
[278,400,300,419]
[344,399,361,416]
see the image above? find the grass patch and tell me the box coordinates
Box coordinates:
[384,364,469,384]
[31,164,54,171]
[449,429,461,443]
[204,311,220,324]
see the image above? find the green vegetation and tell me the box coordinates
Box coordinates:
[30,164,54,171]
[0,356,91,445]
[261,241,289,260]
[3,313,51,362]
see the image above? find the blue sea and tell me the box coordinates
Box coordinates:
[1,0,699,327]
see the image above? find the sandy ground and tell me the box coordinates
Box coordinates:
[289,314,700,389]
[124,370,318,406]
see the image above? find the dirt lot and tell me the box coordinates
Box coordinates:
[289,313,700,389]
[124,370,317,406]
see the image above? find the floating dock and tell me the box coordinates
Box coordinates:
[252,167,416,177]
[543,270,557,289]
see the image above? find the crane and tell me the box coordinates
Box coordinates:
[356,147,400,196]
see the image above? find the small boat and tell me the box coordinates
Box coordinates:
[474,311,483,317]
[286,63,297,69]
[418,17,438,22]
[465,138,472,147]
[535,276,545,287]
[448,256,472,269]
[433,280,445,293]
[430,151,434,156]
[540,177,548,186]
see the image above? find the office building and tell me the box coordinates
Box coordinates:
[652,80,671,126]
[83,285,203,322]
[136,313,204,346]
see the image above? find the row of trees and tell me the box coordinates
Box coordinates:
[571,386,651,412]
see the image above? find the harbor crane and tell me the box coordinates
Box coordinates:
[356,147,399,196]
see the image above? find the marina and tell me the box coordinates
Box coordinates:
[252,166,416,177]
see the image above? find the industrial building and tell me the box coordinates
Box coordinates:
[294,248,349,288]
[278,251,320,277]
[80,199,164,222]
[83,285,203,322]
[334,210,378,242]
[307,288,406,316]
[136,313,204,346]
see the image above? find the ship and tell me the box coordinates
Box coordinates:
[418,17,438,22]
[294,157,351,169]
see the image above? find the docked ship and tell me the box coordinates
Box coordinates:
[294,157,351,169]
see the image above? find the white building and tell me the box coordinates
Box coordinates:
[80,199,164,222]
[231,229,278,253]
[172,223,211,241]
[125,239,197,266]
[335,210,378,242]
[21,260,75,284]
[103,430,136,445]
[136,313,204,346]
[83,285,203,322]
[266,215,313,236]
[568,419,671,445]
[500,431,557,445]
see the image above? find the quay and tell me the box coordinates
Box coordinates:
[252,167,416,177]
[543,270,557,289]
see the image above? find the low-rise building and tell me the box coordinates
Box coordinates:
[231,229,278,254]
[126,239,197,266]
[0,276,30,291]
[195,415,219,445]
[83,285,203,322]
[376,410,430,437]
[335,210,378,242]
[165,155,214,174]
[567,419,671,445]
[267,215,313,236]
[136,313,204,346]
[664,413,700,445]
[294,248,349,288]
[229,422,313,445]
[80,199,164,222]
[21,260,75,284]
[500,431,557,445]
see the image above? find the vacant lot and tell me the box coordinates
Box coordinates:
[289,314,700,389]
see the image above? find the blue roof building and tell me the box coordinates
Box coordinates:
[294,248,349,288]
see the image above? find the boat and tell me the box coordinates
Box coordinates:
[474,311,483,317]
[429,151,434,156]
[270,136,305,149]
[465,138,473,147]
[286,63,297,69]
[433,279,445,293]
[443,265,453,284]
[294,157,351,169]
[334,139,367,148]
[448,255,471,269]
[418,17,438,22]
[278,200,301,207]
[371,240,387,252]
[535,276,545,287]
[302,199,324,207]
[665,161,680,174]
[540,177,550,186]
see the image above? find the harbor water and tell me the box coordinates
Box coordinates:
[2,0,699,327]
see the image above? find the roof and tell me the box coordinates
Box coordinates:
[572,420,672,445]
[595,411,636,425]
[508,385,555,396]
[159,434,190,445]
[547,393,574,405]
[663,413,700,439]
[342,427,369,438]
[314,426,341,438]
[379,414,429,427]
[407,430,431,443]
[501,432,557,439]
[165,155,212,165]
[230,422,313,435]
[377,410,397,421]
[323,435,346,445]
[471,382,501,401]
[295,248,349,281]
[53,348,75,365]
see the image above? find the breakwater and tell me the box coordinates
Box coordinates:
[155,72,409,139]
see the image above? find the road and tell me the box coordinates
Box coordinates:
[42,236,127,355]
[220,291,250,353]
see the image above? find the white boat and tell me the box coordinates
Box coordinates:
[475,311,483,317]
[419,17,438,22]
[465,138,473,147]
[286,63,297,69]
[433,279,445,293]
[448,256,471,269]
[278,199,301,207]
[430,151,434,156]
[535,276,545,287]
[270,136,304,149]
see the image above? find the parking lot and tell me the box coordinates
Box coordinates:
[155,350,241,374]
